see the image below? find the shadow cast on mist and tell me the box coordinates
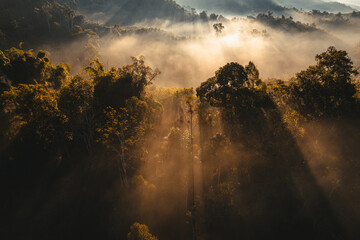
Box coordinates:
[299,117,360,239]
[204,99,346,239]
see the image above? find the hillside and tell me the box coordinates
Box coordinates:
[176,0,355,14]
[70,0,207,25]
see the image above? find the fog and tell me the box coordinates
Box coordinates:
[3,0,360,240]
[96,17,360,87]
[36,0,360,89]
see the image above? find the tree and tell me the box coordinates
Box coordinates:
[213,23,224,34]
[197,62,274,140]
[199,11,208,21]
[0,83,67,148]
[58,75,94,150]
[245,61,261,88]
[289,46,359,119]
[196,62,270,111]
[209,13,219,21]
[96,107,144,186]
[205,133,231,185]
[0,48,69,88]
[127,222,159,240]
[59,75,94,120]
[86,56,160,109]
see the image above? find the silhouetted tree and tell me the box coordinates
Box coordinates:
[213,23,224,34]
[289,46,359,119]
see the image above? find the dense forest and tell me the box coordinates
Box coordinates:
[1,0,360,240]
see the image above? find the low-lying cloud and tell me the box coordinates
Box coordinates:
[99,17,360,87]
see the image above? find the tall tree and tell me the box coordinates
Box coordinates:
[58,75,94,151]
[289,46,359,118]
[96,107,144,186]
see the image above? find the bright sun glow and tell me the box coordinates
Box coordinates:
[221,34,240,45]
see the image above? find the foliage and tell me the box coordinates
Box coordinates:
[59,75,94,120]
[203,133,232,185]
[0,0,75,47]
[196,47,360,240]
[1,33,360,240]
[75,0,220,26]
[0,47,69,88]
[288,46,359,119]
[58,75,94,148]
[86,56,160,109]
[196,61,273,139]
[96,106,144,185]
[0,83,67,147]
[213,23,224,34]
[196,62,266,107]
[97,107,144,151]
[127,222,159,240]
[254,12,322,33]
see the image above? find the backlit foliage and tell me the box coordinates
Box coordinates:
[127,222,159,240]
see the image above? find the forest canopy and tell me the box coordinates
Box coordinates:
[1,0,360,240]
[1,43,359,239]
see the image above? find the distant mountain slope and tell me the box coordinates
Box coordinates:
[72,0,201,25]
[251,12,324,33]
[105,0,197,25]
[176,0,284,14]
[0,0,180,49]
[276,0,355,12]
[176,0,355,14]
[0,0,83,48]
[68,0,355,26]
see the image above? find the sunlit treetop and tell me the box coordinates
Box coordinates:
[0,47,70,89]
[289,46,359,119]
[85,56,160,108]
